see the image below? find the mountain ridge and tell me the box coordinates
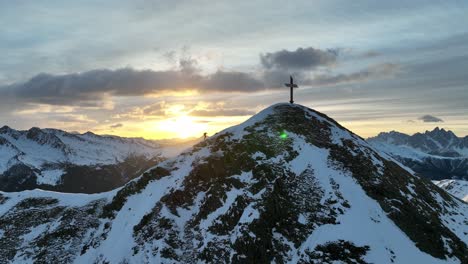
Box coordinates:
[368,127,468,181]
[0,103,466,263]
[370,127,468,157]
[0,126,194,193]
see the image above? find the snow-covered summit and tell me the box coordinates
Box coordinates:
[0,104,466,263]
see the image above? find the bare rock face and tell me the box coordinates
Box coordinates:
[0,104,466,263]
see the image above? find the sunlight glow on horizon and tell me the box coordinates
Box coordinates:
[157,115,207,139]
[95,112,468,141]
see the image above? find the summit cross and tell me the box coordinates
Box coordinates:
[284,76,298,104]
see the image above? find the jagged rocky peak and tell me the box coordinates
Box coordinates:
[0,125,12,133]
[427,126,451,135]
[26,127,42,137]
[25,126,70,152]
[369,127,465,153]
[0,125,20,139]
[373,130,410,144]
[425,127,458,144]
[368,126,468,180]
[0,103,466,263]
[373,127,458,142]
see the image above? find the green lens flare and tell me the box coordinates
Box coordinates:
[280,132,288,139]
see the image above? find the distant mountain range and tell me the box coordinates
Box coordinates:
[0,126,194,193]
[368,127,468,181]
[0,104,465,263]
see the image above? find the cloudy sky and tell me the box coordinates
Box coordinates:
[1,0,468,139]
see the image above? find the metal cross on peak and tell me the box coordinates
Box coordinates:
[284,75,298,104]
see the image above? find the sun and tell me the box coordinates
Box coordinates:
[158,115,207,139]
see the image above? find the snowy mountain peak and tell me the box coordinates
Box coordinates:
[25,127,70,153]
[0,125,11,132]
[368,127,468,180]
[369,127,467,156]
[0,126,163,164]
[0,103,465,263]
[0,126,189,192]
[425,127,458,145]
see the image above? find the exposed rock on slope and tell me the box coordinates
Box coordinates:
[0,104,466,263]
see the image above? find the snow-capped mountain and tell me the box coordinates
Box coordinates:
[433,179,468,202]
[368,128,468,181]
[0,104,466,263]
[0,126,192,193]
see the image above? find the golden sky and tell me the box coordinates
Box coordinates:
[1,1,468,139]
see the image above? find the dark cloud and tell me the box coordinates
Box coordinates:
[261,70,306,87]
[0,50,400,112]
[142,103,166,116]
[190,108,255,117]
[308,63,400,86]
[0,62,400,108]
[418,115,444,123]
[0,67,266,106]
[204,71,265,92]
[110,123,123,128]
[111,102,171,121]
[260,47,338,70]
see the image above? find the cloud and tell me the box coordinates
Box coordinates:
[110,123,123,128]
[0,48,401,119]
[142,103,166,116]
[308,63,400,86]
[112,102,169,120]
[190,108,255,117]
[204,71,265,92]
[261,69,307,87]
[0,43,404,113]
[54,115,93,123]
[260,47,338,70]
[418,115,444,123]
[0,62,401,110]
[0,66,266,107]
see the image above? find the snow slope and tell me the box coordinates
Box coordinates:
[433,179,468,202]
[0,104,466,263]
